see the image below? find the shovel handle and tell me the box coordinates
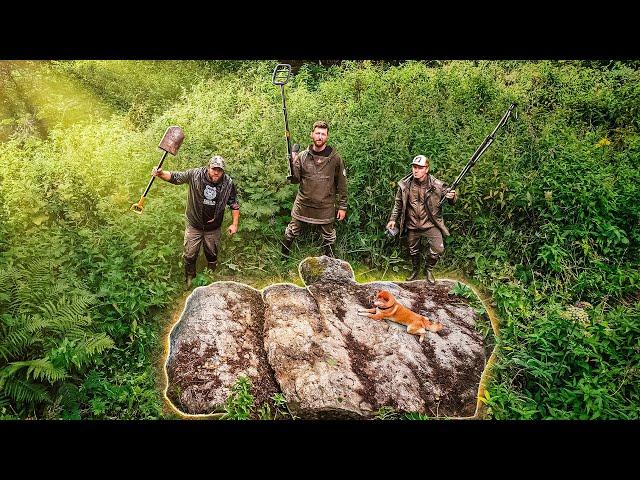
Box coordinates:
[130,196,145,214]
[131,150,169,214]
[142,150,169,197]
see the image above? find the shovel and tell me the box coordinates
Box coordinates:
[130,126,185,214]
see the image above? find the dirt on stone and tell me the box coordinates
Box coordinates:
[166,340,222,414]
[343,331,378,406]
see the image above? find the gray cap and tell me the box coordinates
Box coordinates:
[411,155,429,167]
[208,155,226,170]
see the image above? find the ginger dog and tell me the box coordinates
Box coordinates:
[357,290,443,342]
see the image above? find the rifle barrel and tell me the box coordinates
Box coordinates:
[438,103,516,207]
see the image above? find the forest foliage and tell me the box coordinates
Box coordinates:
[0,60,638,419]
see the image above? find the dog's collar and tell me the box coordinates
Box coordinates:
[377,302,395,310]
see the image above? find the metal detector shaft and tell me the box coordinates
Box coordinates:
[279,83,294,179]
[438,102,517,207]
[272,64,294,181]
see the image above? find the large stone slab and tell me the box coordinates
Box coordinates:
[165,281,279,415]
[165,257,488,419]
[263,256,485,418]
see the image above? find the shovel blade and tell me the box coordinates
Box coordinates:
[158,126,185,155]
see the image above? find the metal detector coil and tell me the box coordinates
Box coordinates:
[272,64,292,86]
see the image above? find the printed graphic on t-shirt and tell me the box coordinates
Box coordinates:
[204,184,217,206]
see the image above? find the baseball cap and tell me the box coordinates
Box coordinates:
[411,155,429,167]
[208,155,226,170]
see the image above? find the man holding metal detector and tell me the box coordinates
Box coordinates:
[151,155,240,288]
[272,64,348,259]
[386,103,517,284]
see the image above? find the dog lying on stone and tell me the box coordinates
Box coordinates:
[358,290,443,342]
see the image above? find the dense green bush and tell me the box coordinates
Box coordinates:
[1,60,638,419]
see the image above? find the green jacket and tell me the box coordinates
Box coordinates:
[388,173,456,236]
[289,146,348,224]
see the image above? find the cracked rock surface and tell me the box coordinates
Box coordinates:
[166,257,487,418]
[165,282,279,415]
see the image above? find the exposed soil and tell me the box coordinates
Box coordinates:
[343,331,378,406]
[166,340,222,414]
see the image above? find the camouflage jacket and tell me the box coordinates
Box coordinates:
[388,173,456,236]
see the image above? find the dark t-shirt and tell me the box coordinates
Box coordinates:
[202,179,238,230]
[202,179,221,225]
[311,145,332,157]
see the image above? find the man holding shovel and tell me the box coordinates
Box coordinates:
[152,155,240,288]
[281,120,348,259]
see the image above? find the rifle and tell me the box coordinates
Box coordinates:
[438,102,518,207]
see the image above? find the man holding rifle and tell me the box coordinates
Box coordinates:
[386,155,456,284]
[386,103,516,283]
[281,120,348,259]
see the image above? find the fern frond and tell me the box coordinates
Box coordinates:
[7,359,68,383]
[0,270,15,309]
[66,334,115,369]
[24,313,52,334]
[0,376,50,404]
[37,295,95,337]
[0,320,37,362]
[0,277,20,315]
[16,265,52,310]
[0,269,12,291]
[81,334,115,356]
[7,292,22,315]
[23,259,53,295]
[47,280,69,298]
[0,259,109,410]
[38,300,66,321]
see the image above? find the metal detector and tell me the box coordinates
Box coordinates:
[272,63,295,180]
[438,102,518,207]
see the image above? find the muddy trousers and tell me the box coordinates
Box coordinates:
[407,227,445,269]
[284,218,336,246]
[183,225,221,279]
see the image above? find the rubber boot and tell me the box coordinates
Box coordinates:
[281,238,293,260]
[406,254,420,281]
[323,244,334,258]
[425,255,438,284]
[185,262,197,289]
